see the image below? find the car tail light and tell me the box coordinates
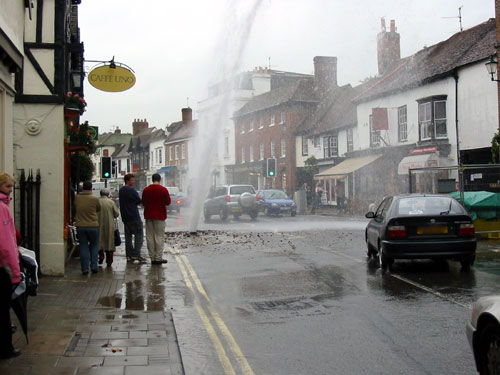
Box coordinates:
[387,225,407,238]
[459,223,475,237]
[256,194,260,199]
[226,195,231,201]
[176,200,181,205]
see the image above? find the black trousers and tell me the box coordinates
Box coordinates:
[0,268,13,354]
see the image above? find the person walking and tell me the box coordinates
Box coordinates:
[141,174,171,264]
[119,174,146,263]
[315,183,323,209]
[98,188,120,267]
[74,181,101,275]
[0,172,21,359]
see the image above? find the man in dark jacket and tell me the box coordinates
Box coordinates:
[119,174,146,263]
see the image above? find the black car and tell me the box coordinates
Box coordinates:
[365,194,476,271]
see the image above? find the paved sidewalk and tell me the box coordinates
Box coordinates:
[0,244,184,375]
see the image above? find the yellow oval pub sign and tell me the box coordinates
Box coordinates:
[88,65,136,92]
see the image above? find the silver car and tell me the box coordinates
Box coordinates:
[467,295,500,374]
[203,185,258,221]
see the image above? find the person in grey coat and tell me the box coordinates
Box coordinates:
[98,188,120,267]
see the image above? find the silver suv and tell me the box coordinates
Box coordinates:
[204,185,259,221]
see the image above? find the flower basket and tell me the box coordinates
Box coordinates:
[68,121,97,154]
[64,106,80,120]
[65,92,87,115]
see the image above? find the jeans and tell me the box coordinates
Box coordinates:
[77,227,99,273]
[124,220,144,258]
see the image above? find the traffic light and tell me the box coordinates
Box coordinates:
[101,156,112,178]
[267,158,276,177]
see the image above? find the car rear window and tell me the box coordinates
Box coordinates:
[263,190,287,199]
[396,197,463,216]
[230,186,255,195]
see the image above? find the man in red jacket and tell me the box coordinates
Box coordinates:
[141,173,171,264]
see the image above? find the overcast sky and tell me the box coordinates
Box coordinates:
[78,0,495,134]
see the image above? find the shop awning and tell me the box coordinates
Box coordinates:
[157,166,176,174]
[397,153,438,175]
[314,154,382,180]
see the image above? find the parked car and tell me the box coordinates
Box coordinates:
[176,191,190,207]
[467,295,500,375]
[365,194,476,271]
[204,185,259,221]
[257,189,296,216]
[167,193,181,213]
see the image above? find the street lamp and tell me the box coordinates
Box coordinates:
[485,54,500,82]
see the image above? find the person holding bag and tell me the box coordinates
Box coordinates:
[98,188,120,267]
[0,172,21,359]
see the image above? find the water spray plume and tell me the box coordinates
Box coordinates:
[188,0,264,232]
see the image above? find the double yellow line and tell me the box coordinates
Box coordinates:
[177,254,254,375]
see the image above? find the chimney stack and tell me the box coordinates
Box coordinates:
[313,56,338,94]
[377,18,401,75]
[182,107,192,124]
[132,118,148,136]
[114,127,121,134]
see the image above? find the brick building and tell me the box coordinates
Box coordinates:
[232,78,317,195]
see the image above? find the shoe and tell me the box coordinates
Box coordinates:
[127,257,134,263]
[106,262,113,267]
[0,348,21,359]
[132,256,148,263]
[91,269,98,274]
[152,259,168,264]
[82,271,89,275]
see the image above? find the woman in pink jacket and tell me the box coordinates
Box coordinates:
[0,172,21,359]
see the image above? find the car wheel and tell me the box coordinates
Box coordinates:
[378,242,390,272]
[204,208,211,222]
[264,207,271,216]
[249,210,258,220]
[219,207,228,221]
[477,321,500,375]
[366,242,376,259]
[291,211,296,217]
[460,255,475,271]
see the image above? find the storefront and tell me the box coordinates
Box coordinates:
[314,154,382,207]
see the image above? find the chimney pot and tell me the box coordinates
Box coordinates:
[377,19,401,75]
[182,107,193,124]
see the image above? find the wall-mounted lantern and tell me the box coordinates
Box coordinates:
[485,54,500,82]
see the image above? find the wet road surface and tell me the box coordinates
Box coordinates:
[163,209,500,374]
